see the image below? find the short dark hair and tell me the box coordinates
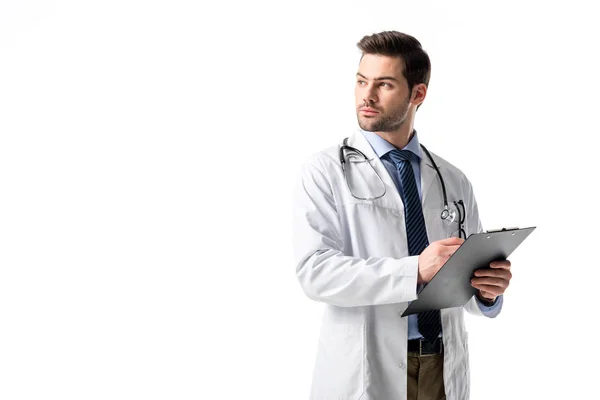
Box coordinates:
[357,31,431,109]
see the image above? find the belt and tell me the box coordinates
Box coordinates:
[407,338,443,356]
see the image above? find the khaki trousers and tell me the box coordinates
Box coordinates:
[406,352,446,400]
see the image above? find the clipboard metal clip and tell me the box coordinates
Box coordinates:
[485,226,519,233]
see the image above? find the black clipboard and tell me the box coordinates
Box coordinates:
[401,226,536,317]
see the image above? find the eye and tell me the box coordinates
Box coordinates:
[380,82,392,88]
[357,80,365,85]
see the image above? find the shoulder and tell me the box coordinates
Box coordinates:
[293,140,345,200]
[297,139,343,176]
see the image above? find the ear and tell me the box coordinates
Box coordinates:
[411,83,427,107]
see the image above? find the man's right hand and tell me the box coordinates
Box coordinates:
[417,237,465,284]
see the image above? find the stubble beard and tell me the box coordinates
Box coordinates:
[357,100,410,133]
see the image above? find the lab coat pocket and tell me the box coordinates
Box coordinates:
[446,218,463,239]
[312,322,365,400]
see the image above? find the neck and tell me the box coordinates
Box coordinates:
[374,120,415,150]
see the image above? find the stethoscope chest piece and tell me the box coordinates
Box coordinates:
[441,206,457,223]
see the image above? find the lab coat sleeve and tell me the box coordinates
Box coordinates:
[461,176,504,318]
[292,160,419,308]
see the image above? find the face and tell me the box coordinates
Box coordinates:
[355,54,417,133]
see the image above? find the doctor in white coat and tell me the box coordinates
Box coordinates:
[292,31,513,400]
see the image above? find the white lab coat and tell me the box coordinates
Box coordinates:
[292,129,501,400]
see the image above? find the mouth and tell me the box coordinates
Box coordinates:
[359,108,380,115]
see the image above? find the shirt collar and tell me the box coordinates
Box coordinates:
[359,128,422,160]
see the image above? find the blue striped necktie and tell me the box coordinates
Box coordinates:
[388,148,442,345]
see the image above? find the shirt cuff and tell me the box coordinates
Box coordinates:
[476,294,503,317]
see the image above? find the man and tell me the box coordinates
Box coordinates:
[292,31,512,400]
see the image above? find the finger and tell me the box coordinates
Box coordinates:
[471,283,504,296]
[444,244,464,257]
[490,260,511,269]
[471,276,509,288]
[478,289,496,301]
[439,237,465,246]
[474,269,512,280]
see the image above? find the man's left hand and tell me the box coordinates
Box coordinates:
[471,260,512,303]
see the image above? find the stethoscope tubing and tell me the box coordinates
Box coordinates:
[340,137,457,222]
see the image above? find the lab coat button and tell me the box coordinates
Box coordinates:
[398,362,405,369]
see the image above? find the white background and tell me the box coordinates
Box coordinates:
[1,0,598,399]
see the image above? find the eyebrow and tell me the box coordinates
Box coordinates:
[356,72,400,83]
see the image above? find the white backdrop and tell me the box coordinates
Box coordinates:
[1,0,599,399]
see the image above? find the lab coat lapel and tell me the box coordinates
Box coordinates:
[346,129,440,209]
[420,149,449,242]
[345,129,404,208]
[345,129,377,161]
[419,153,439,208]
[346,130,445,242]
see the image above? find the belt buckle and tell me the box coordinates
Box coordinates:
[418,338,441,356]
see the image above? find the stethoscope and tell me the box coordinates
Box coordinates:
[339,136,466,236]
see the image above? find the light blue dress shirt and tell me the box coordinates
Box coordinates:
[360,129,502,340]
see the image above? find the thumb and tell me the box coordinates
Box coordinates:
[439,236,465,246]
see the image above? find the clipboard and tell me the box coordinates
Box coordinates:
[401,226,536,317]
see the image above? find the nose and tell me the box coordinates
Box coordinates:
[361,84,377,106]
